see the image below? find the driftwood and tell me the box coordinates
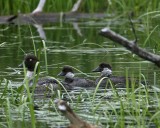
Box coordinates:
[3,0,84,25]
[1,12,107,40]
[99,28,160,67]
[0,0,85,25]
[0,12,107,25]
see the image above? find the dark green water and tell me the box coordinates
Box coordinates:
[1,20,159,82]
[0,15,160,128]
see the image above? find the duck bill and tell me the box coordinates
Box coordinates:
[92,66,100,72]
[57,71,65,76]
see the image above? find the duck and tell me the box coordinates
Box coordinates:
[21,54,70,94]
[54,99,99,128]
[58,66,95,88]
[92,63,140,88]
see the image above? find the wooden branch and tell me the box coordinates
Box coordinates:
[99,28,160,67]
[1,12,107,25]
[71,0,83,12]
[32,0,46,14]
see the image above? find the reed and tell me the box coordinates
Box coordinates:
[23,62,37,128]
[42,40,48,74]
[0,64,160,127]
[5,98,13,128]
[1,0,160,15]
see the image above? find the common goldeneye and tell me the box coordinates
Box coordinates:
[21,54,70,94]
[58,66,95,88]
[92,63,141,88]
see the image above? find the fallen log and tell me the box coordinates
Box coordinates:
[0,12,108,25]
[99,27,160,67]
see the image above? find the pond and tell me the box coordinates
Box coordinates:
[0,11,160,128]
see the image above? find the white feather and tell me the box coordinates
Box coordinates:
[26,71,34,78]
[65,72,75,79]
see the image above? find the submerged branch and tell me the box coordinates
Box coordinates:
[2,12,107,25]
[99,28,160,67]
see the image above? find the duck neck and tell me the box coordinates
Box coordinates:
[64,108,84,125]
[23,70,35,86]
[26,70,34,79]
[101,73,110,78]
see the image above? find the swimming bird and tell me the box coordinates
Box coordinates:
[58,66,95,88]
[92,63,140,88]
[21,54,69,94]
[55,99,99,128]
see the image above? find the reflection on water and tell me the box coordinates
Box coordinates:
[0,21,157,81]
[0,17,160,128]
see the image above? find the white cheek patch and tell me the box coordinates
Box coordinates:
[66,72,75,78]
[102,68,112,76]
[58,104,66,111]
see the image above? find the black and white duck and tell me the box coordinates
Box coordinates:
[58,66,95,88]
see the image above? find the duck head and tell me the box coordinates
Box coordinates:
[58,66,75,79]
[92,63,112,77]
[54,99,73,114]
[19,54,39,78]
[54,99,98,128]
[24,54,39,71]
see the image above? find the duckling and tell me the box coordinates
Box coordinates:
[58,66,95,88]
[21,54,70,94]
[92,63,139,88]
[55,99,99,128]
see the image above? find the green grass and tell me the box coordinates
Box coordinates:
[0,65,160,127]
[0,0,160,16]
